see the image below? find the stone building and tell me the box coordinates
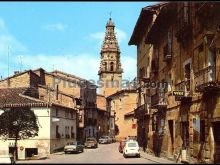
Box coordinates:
[0,87,77,160]
[96,94,109,138]
[129,2,220,163]
[107,89,138,141]
[128,3,162,147]
[0,68,97,141]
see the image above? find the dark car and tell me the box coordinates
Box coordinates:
[84,137,98,148]
[64,141,84,154]
[118,140,127,153]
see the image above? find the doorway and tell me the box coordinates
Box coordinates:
[213,121,220,163]
[168,120,174,156]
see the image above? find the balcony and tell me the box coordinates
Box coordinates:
[174,80,192,102]
[150,91,167,109]
[175,6,192,43]
[194,65,220,92]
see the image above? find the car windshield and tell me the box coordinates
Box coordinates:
[101,136,108,139]
[87,138,96,141]
[67,142,77,145]
[128,143,137,147]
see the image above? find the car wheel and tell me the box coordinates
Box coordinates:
[123,154,127,158]
[64,151,67,154]
[137,154,140,158]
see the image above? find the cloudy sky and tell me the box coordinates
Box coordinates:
[0,2,156,81]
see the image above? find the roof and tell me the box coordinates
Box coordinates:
[0,87,47,108]
[49,70,97,87]
[124,110,135,117]
[0,87,77,111]
[0,69,39,83]
[145,2,177,44]
[128,2,167,45]
[107,89,137,99]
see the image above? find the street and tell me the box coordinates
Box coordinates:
[17,143,156,164]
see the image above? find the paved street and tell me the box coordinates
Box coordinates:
[17,143,156,164]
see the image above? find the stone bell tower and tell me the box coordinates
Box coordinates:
[98,17,123,97]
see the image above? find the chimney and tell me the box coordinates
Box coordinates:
[14,71,20,75]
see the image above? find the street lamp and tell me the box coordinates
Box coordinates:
[98,125,101,139]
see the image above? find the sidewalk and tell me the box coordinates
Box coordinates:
[140,150,181,164]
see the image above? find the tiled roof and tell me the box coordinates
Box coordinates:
[0,87,47,108]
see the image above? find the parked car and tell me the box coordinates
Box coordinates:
[0,154,15,164]
[110,136,116,143]
[84,137,98,148]
[64,141,84,154]
[123,140,140,158]
[99,136,110,144]
[118,139,127,153]
[127,136,137,141]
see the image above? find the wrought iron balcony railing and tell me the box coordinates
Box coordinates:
[150,91,167,109]
[194,65,220,92]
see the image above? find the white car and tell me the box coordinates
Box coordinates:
[123,140,140,158]
[0,154,15,164]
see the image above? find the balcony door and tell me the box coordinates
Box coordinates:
[207,47,216,82]
[184,63,191,92]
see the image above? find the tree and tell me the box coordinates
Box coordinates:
[0,107,39,160]
[115,124,119,136]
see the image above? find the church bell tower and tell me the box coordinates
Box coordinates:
[98,17,123,97]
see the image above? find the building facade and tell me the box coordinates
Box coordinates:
[129,2,220,163]
[0,87,77,160]
[96,94,109,138]
[0,68,98,141]
[107,89,138,141]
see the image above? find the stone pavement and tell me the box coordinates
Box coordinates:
[140,149,182,164]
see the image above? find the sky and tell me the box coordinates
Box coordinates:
[0,2,156,81]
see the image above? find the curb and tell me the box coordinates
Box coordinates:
[140,152,178,164]
[140,155,162,164]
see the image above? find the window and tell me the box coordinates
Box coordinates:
[200,120,205,143]
[65,126,70,138]
[70,112,73,119]
[110,62,114,71]
[198,44,204,71]
[40,95,44,100]
[56,126,60,138]
[104,62,107,71]
[184,63,191,91]
[71,126,74,138]
[55,109,59,117]
[65,110,69,118]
